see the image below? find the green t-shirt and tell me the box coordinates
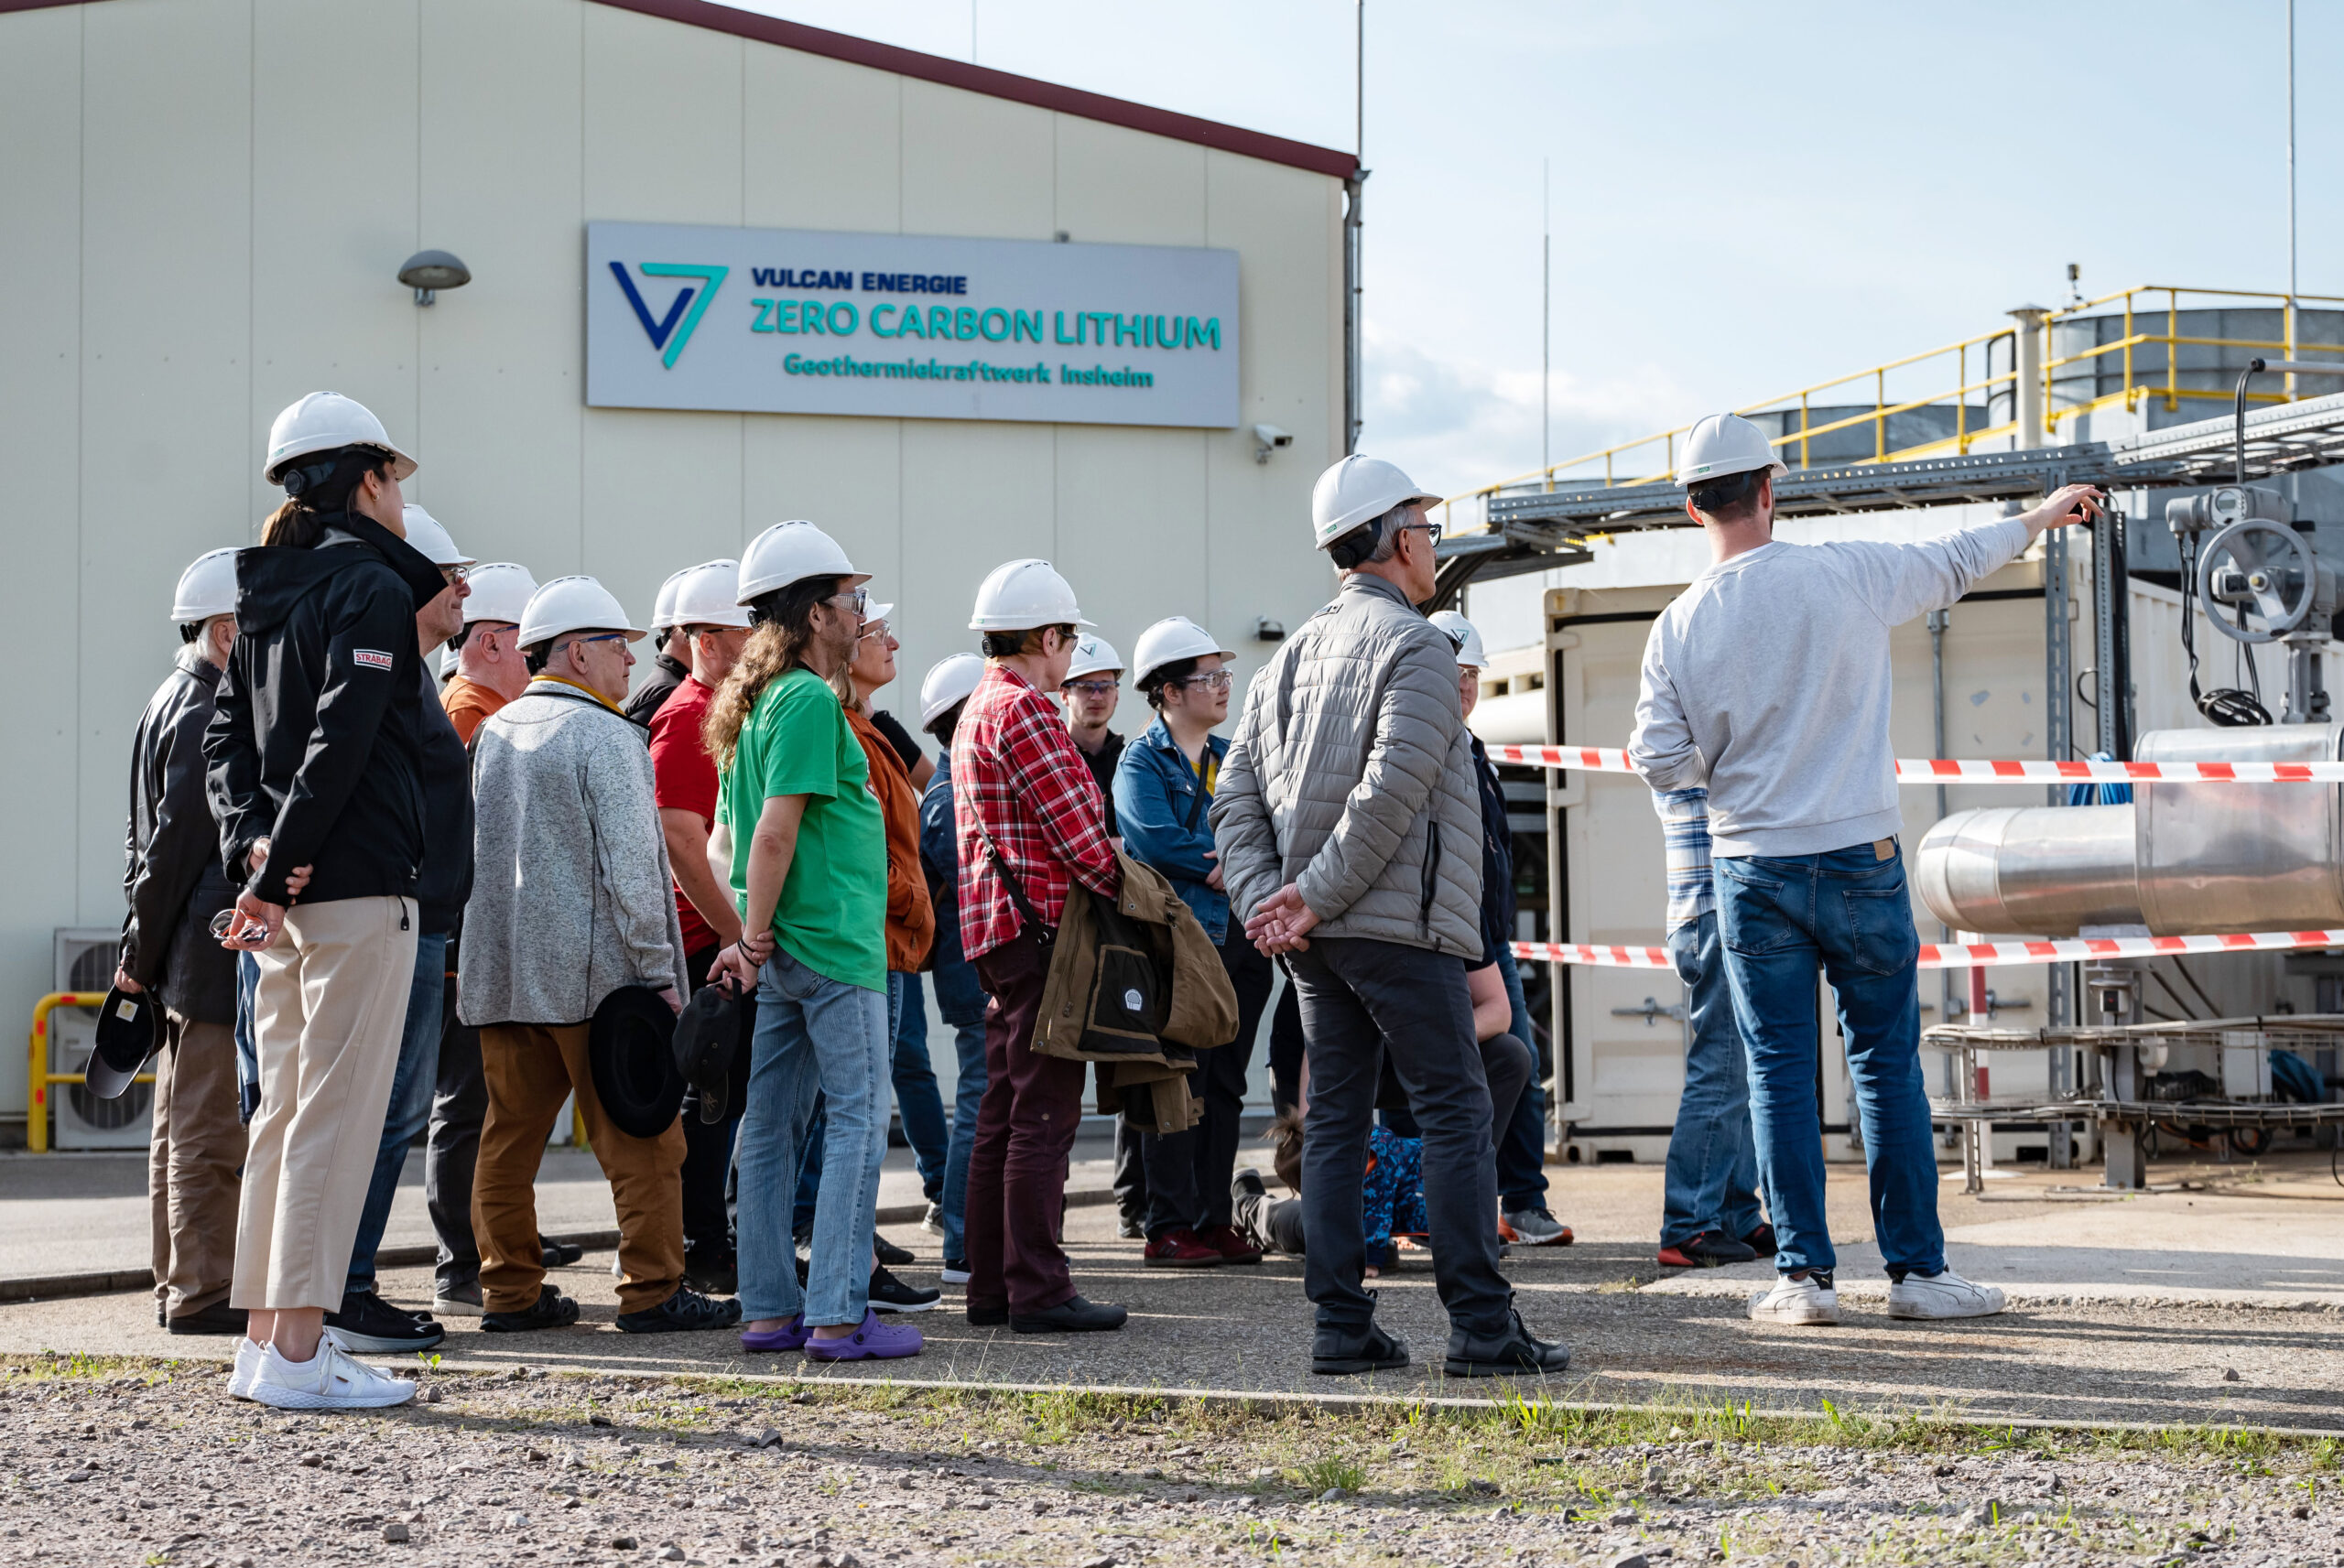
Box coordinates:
[716,665,887,993]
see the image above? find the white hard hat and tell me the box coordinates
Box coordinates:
[861,601,895,628]
[1677,413,1788,487]
[919,653,987,728]
[1063,634,1122,681]
[968,558,1094,632]
[263,392,417,485]
[517,575,644,650]
[737,520,868,605]
[1310,454,1441,550]
[1131,616,1234,686]
[461,562,537,628]
[170,547,240,624]
[399,504,472,568]
[670,559,753,630]
[1426,610,1487,670]
[649,566,695,633]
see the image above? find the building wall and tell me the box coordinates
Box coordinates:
[0,0,1345,1119]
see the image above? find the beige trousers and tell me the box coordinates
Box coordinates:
[147,1012,246,1318]
[232,896,418,1312]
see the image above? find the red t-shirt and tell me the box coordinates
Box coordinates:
[648,674,722,955]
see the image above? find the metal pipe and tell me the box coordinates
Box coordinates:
[2011,306,2049,449]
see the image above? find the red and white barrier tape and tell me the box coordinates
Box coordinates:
[1514,928,2344,972]
[1483,744,2344,784]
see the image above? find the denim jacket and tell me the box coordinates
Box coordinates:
[1113,717,1232,943]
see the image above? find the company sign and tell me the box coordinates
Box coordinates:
[586,221,1239,428]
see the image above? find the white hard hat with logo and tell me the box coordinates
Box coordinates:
[920,652,987,728]
[517,576,644,650]
[263,392,418,485]
[170,548,241,624]
[1426,610,1487,670]
[1131,616,1235,686]
[461,563,537,628]
[400,504,473,568]
[670,559,753,630]
[1310,454,1441,550]
[1677,413,1788,487]
[969,559,1094,632]
[736,521,869,605]
[1063,634,1122,681]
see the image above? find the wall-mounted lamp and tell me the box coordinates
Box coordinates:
[1254,616,1286,643]
[398,249,472,306]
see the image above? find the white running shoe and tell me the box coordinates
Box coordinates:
[1748,1273,1840,1325]
[227,1336,264,1400]
[939,1262,971,1286]
[1887,1269,2007,1320]
[919,1203,944,1236]
[246,1338,418,1411]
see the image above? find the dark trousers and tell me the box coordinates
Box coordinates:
[1139,933,1274,1238]
[1236,1186,1308,1256]
[1112,1119,1148,1227]
[425,969,483,1292]
[678,943,741,1263]
[966,928,1085,1315]
[1267,979,1305,1112]
[1288,936,1511,1338]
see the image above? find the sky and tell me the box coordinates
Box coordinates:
[724,0,2338,509]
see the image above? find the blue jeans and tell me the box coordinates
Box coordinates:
[1713,842,1944,1280]
[938,1016,989,1265]
[890,972,950,1202]
[1660,910,1763,1249]
[345,933,447,1297]
[738,948,888,1327]
[1490,946,1549,1209]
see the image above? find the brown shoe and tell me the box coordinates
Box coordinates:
[1197,1222,1264,1265]
[1142,1227,1222,1268]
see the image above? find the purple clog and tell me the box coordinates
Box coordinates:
[740,1314,810,1354]
[803,1309,924,1362]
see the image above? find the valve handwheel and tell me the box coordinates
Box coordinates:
[2197,517,2316,643]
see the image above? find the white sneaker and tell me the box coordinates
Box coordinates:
[1748,1273,1840,1325]
[246,1337,418,1411]
[1887,1269,2007,1320]
[1500,1208,1574,1247]
[939,1262,971,1286]
[919,1203,943,1236]
[227,1337,264,1400]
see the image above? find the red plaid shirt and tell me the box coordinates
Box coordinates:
[952,664,1119,960]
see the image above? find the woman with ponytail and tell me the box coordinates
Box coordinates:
[202,393,450,1410]
[704,523,923,1363]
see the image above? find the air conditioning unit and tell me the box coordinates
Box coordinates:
[47,927,153,1151]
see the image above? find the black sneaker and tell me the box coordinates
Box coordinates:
[682,1249,739,1297]
[615,1287,742,1335]
[1743,1223,1779,1258]
[1311,1321,1409,1377]
[482,1284,581,1334]
[874,1233,914,1268]
[431,1279,484,1318]
[1010,1294,1126,1334]
[869,1265,940,1314]
[966,1301,1009,1327]
[1657,1231,1759,1269]
[540,1238,584,1269]
[1444,1310,1571,1379]
[324,1290,445,1354]
[166,1300,249,1337]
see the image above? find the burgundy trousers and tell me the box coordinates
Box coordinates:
[966,927,1086,1315]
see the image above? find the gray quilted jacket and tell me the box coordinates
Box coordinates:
[1210,572,1483,958]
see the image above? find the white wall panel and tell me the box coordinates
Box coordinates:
[900,78,1052,241]
[743,48,900,233]
[900,420,1056,690]
[1050,426,1210,737]
[1054,117,1206,246]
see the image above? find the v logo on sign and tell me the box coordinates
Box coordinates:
[608,262,729,369]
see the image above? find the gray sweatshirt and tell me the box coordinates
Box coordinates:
[1628,517,2032,859]
[458,681,688,1026]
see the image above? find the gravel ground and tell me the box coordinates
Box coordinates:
[3,1356,2340,1568]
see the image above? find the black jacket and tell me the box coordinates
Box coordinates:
[204,513,446,907]
[624,650,689,732]
[414,664,475,935]
[123,644,239,1024]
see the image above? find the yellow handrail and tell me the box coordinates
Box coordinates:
[1448,284,2344,529]
[27,991,150,1153]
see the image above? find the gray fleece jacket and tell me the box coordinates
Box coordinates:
[457,681,688,1026]
[1628,518,2032,858]
[1210,571,1483,959]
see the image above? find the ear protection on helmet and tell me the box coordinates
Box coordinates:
[1327,514,1384,569]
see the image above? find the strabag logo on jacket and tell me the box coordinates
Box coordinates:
[353,648,395,670]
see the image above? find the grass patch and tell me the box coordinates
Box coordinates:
[1292,1454,1367,1495]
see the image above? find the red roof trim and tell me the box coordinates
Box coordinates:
[590,0,1357,178]
[0,1,1356,179]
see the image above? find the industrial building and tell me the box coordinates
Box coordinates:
[0,0,1356,1142]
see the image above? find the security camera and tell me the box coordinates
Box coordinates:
[1253,424,1294,464]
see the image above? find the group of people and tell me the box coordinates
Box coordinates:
[117,385,2100,1411]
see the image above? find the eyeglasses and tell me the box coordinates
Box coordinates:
[825,587,870,618]
[570,633,630,652]
[1176,670,1233,692]
[1064,679,1120,698]
[1397,520,1445,546]
[439,564,470,586]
